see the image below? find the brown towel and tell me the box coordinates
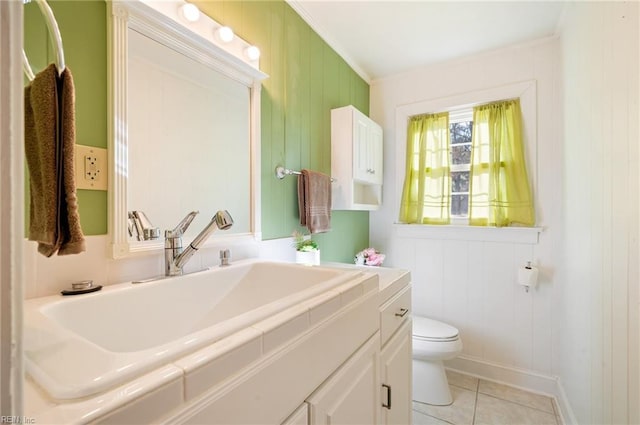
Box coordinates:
[25,64,85,256]
[298,169,332,234]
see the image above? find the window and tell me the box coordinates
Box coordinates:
[399,98,534,227]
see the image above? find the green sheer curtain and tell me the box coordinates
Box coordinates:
[469,99,535,227]
[399,113,450,224]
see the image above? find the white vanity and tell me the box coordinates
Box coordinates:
[23,260,411,424]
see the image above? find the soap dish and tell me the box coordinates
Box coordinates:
[61,280,103,296]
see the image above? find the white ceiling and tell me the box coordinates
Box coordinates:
[287,1,567,81]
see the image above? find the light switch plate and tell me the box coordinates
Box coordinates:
[75,144,108,191]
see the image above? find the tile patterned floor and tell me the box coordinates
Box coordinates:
[413,370,562,425]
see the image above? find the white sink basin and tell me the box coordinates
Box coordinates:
[24,259,363,400]
[42,261,345,352]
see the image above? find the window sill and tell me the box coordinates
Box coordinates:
[393,223,542,244]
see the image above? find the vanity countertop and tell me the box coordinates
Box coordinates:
[321,262,411,304]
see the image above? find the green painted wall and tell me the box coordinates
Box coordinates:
[24,0,370,262]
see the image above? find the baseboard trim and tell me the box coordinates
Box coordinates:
[554,377,578,425]
[446,356,557,395]
[445,355,576,424]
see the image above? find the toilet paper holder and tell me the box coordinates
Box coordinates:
[518,261,539,293]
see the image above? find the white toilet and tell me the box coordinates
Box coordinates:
[412,315,463,406]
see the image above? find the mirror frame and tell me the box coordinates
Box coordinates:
[108,0,266,259]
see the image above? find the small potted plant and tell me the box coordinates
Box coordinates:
[293,231,320,265]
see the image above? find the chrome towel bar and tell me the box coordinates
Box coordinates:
[275,165,336,182]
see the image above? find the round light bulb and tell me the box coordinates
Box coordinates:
[216,26,234,43]
[180,3,200,22]
[245,45,261,61]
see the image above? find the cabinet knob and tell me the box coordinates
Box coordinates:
[395,308,409,318]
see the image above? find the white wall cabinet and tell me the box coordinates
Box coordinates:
[331,105,383,210]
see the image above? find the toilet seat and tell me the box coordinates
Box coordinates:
[414,334,459,342]
[413,316,459,342]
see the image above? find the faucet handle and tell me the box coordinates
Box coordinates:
[219,249,231,266]
[166,211,199,238]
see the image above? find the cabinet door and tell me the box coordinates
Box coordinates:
[380,321,412,425]
[369,123,383,185]
[353,114,383,185]
[307,334,380,425]
[353,114,371,183]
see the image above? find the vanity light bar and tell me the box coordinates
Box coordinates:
[140,0,261,70]
[180,3,248,51]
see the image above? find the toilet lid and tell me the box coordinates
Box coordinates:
[413,316,459,340]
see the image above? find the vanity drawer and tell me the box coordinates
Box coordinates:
[379,284,411,347]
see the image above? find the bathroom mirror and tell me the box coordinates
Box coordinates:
[108,0,266,258]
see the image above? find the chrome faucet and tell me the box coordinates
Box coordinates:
[164,210,234,276]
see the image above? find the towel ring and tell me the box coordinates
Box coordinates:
[22,51,36,81]
[23,0,66,81]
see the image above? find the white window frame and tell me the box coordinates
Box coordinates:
[394,80,541,243]
[448,107,473,224]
